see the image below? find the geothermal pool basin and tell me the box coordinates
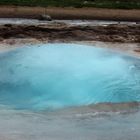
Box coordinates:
[0,43,140,111]
[0,43,140,140]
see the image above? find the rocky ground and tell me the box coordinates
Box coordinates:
[0,22,140,43]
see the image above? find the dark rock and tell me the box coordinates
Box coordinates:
[38,14,52,21]
[4,24,12,27]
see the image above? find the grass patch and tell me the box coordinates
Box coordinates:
[0,0,140,9]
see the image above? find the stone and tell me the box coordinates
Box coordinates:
[38,14,52,21]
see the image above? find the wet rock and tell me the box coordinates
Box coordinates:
[0,23,140,43]
[38,14,52,21]
[4,24,12,27]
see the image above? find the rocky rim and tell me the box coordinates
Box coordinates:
[0,22,140,43]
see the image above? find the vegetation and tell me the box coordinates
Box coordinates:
[0,0,140,9]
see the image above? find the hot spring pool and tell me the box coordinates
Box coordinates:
[0,43,140,111]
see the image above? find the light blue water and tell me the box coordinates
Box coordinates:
[0,43,140,111]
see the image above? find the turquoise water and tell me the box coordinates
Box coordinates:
[0,43,140,111]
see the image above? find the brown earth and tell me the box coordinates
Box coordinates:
[0,6,140,21]
[0,23,140,43]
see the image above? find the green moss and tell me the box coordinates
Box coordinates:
[0,0,140,9]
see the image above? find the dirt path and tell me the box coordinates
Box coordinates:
[0,6,140,21]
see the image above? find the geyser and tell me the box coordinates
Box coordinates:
[0,43,140,111]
